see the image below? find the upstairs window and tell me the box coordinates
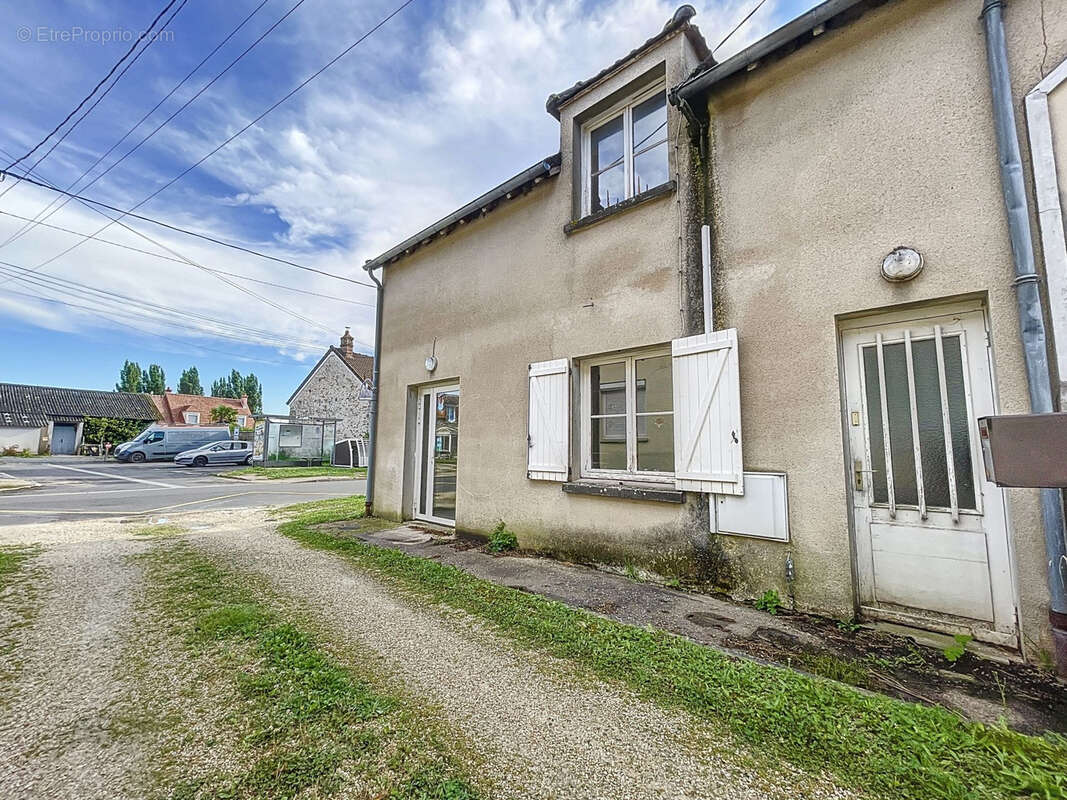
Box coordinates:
[582,85,669,217]
[184,412,200,424]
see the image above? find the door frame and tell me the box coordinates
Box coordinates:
[412,382,460,526]
[837,297,1019,647]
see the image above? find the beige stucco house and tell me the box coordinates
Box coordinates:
[364,0,1067,668]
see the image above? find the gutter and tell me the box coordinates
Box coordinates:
[363,263,384,516]
[980,0,1067,676]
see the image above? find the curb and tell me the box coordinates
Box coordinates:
[215,474,363,484]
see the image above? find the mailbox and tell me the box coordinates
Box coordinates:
[977,413,1067,488]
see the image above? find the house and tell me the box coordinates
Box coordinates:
[364,0,1067,670]
[287,328,374,441]
[0,382,159,454]
[150,389,253,428]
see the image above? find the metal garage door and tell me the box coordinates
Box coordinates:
[51,424,77,455]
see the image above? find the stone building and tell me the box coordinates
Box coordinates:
[287,329,373,440]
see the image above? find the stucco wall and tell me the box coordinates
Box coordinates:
[0,427,43,454]
[289,352,369,440]
[704,0,1066,653]
[373,31,714,575]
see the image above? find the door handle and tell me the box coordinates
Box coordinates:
[853,461,880,490]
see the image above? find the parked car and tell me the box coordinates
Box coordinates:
[114,424,232,462]
[174,440,253,467]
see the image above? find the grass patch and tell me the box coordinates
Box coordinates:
[0,545,39,589]
[223,466,366,479]
[277,497,1067,800]
[130,524,187,539]
[136,541,479,800]
[0,544,43,685]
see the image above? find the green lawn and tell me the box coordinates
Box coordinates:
[276,497,1067,800]
[222,466,366,479]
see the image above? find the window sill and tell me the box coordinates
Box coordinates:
[564,180,676,235]
[562,479,684,503]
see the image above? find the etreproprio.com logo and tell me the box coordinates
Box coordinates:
[16,26,175,44]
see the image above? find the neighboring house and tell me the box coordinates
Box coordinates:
[364,0,1067,668]
[287,328,374,440]
[0,382,159,454]
[150,389,253,428]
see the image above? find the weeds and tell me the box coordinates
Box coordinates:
[486,522,517,554]
[943,634,973,664]
[754,589,782,615]
[278,497,1067,800]
[135,542,480,800]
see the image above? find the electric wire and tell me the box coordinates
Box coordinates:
[0,0,414,287]
[0,260,326,350]
[0,0,270,249]
[3,0,180,174]
[0,209,374,307]
[713,0,771,53]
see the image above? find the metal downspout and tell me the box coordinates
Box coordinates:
[363,262,384,517]
[980,0,1067,674]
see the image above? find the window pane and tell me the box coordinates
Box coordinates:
[592,164,625,212]
[942,336,977,510]
[862,346,889,504]
[590,114,624,175]
[635,355,672,413]
[911,339,951,507]
[632,92,667,151]
[637,413,673,472]
[591,417,627,470]
[883,342,919,506]
[633,141,668,196]
[590,362,625,416]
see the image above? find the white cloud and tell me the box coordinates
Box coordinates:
[0,0,787,362]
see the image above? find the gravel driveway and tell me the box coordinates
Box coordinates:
[0,510,856,799]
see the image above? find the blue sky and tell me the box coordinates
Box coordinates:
[0,0,819,411]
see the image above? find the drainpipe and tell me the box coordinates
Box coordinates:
[362,262,384,517]
[980,0,1067,675]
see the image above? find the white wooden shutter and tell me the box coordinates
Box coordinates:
[672,329,743,495]
[528,359,569,481]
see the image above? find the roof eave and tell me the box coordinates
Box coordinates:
[670,0,890,106]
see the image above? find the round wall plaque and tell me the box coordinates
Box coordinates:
[881,247,924,282]
[424,355,438,372]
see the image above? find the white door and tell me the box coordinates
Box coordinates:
[841,302,1016,643]
[413,384,460,525]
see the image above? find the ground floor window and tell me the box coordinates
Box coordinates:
[580,348,673,479]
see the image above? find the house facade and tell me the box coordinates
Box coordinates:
[287,329,373,441]
[0,383,159,454]
[150,390,253,428]
[366,0,1067,666]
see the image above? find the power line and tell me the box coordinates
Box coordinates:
[4,0,180,173]
[0,284,298,366]
[713,0,770,53]
[0,266,325,352]
[0,169,373,289]
[0,0,415,287]
[0,209,374,307]
[0,0,308,235]
[0,0,268,247]
[0,0,190,206]
[0,260,326,350]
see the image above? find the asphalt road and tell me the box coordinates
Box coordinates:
[0,457,365,526]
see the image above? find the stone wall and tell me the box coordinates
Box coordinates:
[289,352,369,440]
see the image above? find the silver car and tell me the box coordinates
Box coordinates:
[174,440,253,467]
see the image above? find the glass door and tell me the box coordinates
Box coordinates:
[414,384,460,524]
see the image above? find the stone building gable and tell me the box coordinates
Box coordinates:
[289,350,370,439]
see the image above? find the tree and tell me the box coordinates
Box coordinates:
[142,363,166,394]
[210,376,236,398]
[178,366,203,395]
[209,405,238,425]
[116,361,143,393]
[243,374,263,413]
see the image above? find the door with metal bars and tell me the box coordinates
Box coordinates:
[841,302,1016,643]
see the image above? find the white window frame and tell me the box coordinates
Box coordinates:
[580,346,673,481]
[184,412,200,424]
[580,81,668,218]
[236,415,247,427]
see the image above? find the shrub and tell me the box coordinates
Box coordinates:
[486,522,517,553]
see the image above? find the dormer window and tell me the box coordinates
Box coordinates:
[581,84,668,216]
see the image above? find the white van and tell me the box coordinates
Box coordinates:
[114,425,232,463]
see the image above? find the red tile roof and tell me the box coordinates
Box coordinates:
[150,392,253,425]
